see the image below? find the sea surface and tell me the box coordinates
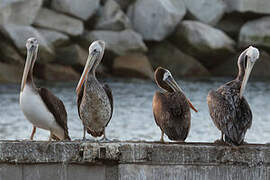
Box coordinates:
[1,77,270,143]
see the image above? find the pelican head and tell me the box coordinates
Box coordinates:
[76,40,105,94]
[154,67,198,112]
[240,46,259,98]
[20,37,38,92]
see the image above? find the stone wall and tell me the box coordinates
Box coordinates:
[0,0,270,83]
[0,141,269,180]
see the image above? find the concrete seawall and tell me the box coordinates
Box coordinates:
[0,141,269,180]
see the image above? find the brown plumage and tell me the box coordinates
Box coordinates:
[207,46,259,146]
[152,67,197,142]
[76,40,113,141]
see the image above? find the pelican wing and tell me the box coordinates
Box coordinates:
[103,84,113,127]
[38,88,70,140]
[207,90,252,144]
[153,92,190,141]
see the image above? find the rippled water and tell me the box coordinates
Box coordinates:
[1,78,270,143]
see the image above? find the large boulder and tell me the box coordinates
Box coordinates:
[127,0,186,41]
[36,64,80,81]
[0,0,42,25]
[114,0,136,11]
[224,0,270,14]
[0,24,54,63]
[113,53,154,79]
[212,50,270,78]
[0,62,23,83]
[171,20,236,68]
[184,0,226,25]
[55,44,88,66]
[51,0,100,21]
[147,42,209,77]
[37,28,70,48]
[80,30,147,55]
[33,8,84,36]
[95,0,131,31]
[0,38,24,64]
[239,17,270,50]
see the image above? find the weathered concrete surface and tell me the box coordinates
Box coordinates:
[0,141,270,180]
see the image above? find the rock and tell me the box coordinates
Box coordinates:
[184,0,226,25]
[0,24,54,63]
[239,17,270,50]
[33,8,84,36]
[37,28,70,48]
[147,42,209,77]
[0,38,24,64]
[216,14,247,40]
[0,0,42,25]
[212,50,270,78]
[0,62,23,83]
[171,20,236,68]
[36,64,80,81]
[114,0,136,11]
[51,0,100,21]
[95,0,131,31]
[224,0,270,14]
[127,0,186,41]
[55,44,88,66]
[81,30,147,55]
[113,53,154,79]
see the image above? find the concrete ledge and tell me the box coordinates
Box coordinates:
[0,141,269,180]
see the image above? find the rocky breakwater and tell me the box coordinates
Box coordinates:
[0,0,270,83]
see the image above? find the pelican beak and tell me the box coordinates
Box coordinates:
[20,48,35,92]
[240,58,255,98]
[164,75,198,113]
[76,54,95,94]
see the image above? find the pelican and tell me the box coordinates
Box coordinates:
[76,40,113,141]
[207,46,259,146]
[152,67,198,142]
[19,37,70,141]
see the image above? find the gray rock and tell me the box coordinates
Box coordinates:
[38,64,80,81]
[0,62,23,83]
[0,0,42,25]
[212,50,270,78]
[239,17,270,49]
[55,44,88,66]
[81,30,147,55]
[95,0,131,31]
[33,8,84,36]
[148,42,210,77]
[0,24,54,63]
[171,20,236,68]
[0,39,24,64]
[113,53,154,79]
[127,0,186,41]
[184,0,226,25]
[37,28,70,48]
[51,0,100,20]
[114,0,136,11]
[224,0,270,14]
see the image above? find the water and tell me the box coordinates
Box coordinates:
[1,78,270,143]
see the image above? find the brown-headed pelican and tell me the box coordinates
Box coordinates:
[19,37,70,141]
[207,46,259,146]
[152,67,198,142]
[76,40,113,141]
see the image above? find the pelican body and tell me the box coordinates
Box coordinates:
[207,46,259,146]
[76,40,113,140]
[152,67,197,142]
[19,37,70,140]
